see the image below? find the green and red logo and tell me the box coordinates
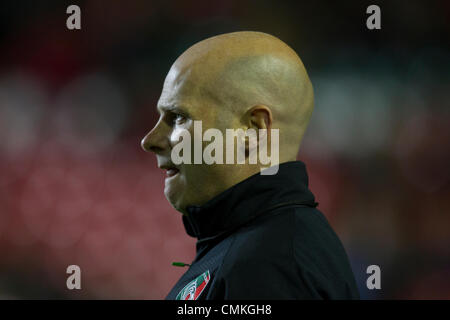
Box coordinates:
[176,270,211,300]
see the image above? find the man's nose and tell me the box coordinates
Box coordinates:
[141,120,169,154]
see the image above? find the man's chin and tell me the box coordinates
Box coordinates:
[164,190,185,214]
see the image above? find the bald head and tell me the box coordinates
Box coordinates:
[143,31,314,213]
[166,31,314,160]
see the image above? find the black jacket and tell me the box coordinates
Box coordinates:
[166,161,360,300]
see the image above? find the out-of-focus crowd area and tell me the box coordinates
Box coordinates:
[0,1,449,299]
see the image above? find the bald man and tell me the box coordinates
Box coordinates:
[141,31,359,300]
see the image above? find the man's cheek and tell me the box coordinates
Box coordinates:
[170,127,186,145]
[170,125,196,164]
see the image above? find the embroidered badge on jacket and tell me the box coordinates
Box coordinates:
[176,270,211,300]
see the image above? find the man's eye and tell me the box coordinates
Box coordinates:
[174,114,186,124]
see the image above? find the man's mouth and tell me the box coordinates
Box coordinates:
[159,163,180,178]
[166,168,179,177]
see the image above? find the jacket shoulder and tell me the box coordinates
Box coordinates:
[212,206,359,299]
[291,207,360,299]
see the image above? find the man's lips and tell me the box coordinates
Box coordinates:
[159,164,180,177]
[165,168,179,177]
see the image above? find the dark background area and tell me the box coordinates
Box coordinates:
[0,0,449,299]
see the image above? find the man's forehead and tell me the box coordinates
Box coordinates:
[159,65,194,99]
[163,63,197,89]
[157,63,208,115]
[157,86,186,114]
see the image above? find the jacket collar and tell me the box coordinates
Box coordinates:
[183,160,318,240]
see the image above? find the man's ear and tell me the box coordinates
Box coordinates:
[248,105,273,144]
[242,105,273,158]
[248,105,272,131]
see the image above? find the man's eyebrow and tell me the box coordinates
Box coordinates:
[157,104,190,115]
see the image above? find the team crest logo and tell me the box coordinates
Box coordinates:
[176,270,211,300]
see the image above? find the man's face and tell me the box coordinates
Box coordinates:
[141,65,231,214]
